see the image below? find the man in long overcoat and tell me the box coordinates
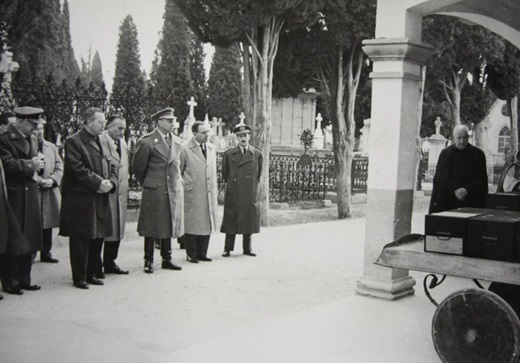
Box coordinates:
[180,121,218,263]
[0,106,46,294]
[133,107,183,273]
[429,125,488,214]
[60,107,117,289]
[99,115,129,275]
[0,157,27,298]
[33,121,63,263]
[221,123,263,257]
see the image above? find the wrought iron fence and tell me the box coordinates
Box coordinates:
[1,81,370,206]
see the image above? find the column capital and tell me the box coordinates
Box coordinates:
[362,38,434,65]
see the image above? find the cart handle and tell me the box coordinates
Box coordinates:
[482,236,498,246]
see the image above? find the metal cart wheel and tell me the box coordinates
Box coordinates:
[432,288,520,363]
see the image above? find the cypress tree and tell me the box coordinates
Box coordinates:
[112,15,144,94]
[90,51,104,89]
[207,44,242,129]
[151,0,194,122]
[190,31,206,120]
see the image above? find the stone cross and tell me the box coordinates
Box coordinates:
[313,113,324,150]
[187,97,197,118]
[434,117,442,135]
[238,112,246,124]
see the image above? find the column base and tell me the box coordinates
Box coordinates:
[356,275,416,300]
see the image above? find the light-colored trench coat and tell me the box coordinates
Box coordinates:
[133,129,184,239]
[180,138,218,235]
[35,139,63,229]
[99,131,128,242]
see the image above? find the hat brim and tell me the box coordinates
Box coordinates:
[235,130,250,135]
[26,118,46,124]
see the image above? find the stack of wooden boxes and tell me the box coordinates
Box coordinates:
[425,192,520,262]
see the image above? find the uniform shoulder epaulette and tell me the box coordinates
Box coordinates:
[138,132,153,141]
[252,146,262,152]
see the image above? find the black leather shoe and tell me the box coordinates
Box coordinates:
[73,281,89,289]
[243,250,257,257]
[162,260,182,270]
[41,253,59,263]
[19,283,41,291]
[186,256,199,263]
[222,251,230,257]
[3,286,23,295]
[105,264,129,275]
[86,277,104,286]
[96,271,105,279]
[144,261,154,274]
[198,256,212,262]
[0,293,3,300]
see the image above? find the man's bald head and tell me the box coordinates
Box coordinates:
[453,125,469,150]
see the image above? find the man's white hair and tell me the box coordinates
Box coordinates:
[453,124,469,136]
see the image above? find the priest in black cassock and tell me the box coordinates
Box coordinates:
[429,125,488,214]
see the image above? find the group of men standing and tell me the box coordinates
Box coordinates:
[0,105,263,294]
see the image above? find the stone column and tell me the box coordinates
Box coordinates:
[356,38,433,300]
[428,117,448,168]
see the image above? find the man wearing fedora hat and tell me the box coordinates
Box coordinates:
[133,107,183,273]
[220,122,263,257]
[0,106,46,294]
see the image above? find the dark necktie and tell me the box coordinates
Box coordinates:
[95,136,104,157]
[200,144,207,159]
[116,140,121,157]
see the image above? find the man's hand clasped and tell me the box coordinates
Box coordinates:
[97,179,113,193]
[454,187,468,201]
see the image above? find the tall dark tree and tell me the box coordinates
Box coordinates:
[151,0,194,123]
[1,0,78,83]
[422,16,504,127]
[486,41,520,161]
[90,51,104,89]
[111,15,145,133]
[273,0,375,219]
[112,15,145,94]
[80,49,104,89]
[190,32,207,120]
[207,44,242,129]
[175,0,323,225]
[60,0,80,82]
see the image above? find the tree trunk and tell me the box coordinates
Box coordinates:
[508,96,519,162]
[242,18,282,227]
[451,80,462,126]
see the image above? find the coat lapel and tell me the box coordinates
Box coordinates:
[238,147,253,166]
[7,124,30,156]
[189,138,206,164]
[168,135,181,164]
[151,129,169,161]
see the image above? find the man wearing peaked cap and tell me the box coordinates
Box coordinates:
[133,107,184,273]
[151,107,175,121]
[13,106,46,122]
[220,121,263,257]
[0,106,47,294]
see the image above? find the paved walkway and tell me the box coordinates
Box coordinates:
[1,205,475,363]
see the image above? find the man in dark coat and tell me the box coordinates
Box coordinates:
[60,107,117,289]
[429,125,488,214]
[0,157,28,298]
[133,107,183,273]
[221,123,263,257]
[0,106,46,294]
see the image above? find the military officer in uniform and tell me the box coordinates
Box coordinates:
[0,106,46,294]
[220,123,263,257]
[133,107,183,273]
